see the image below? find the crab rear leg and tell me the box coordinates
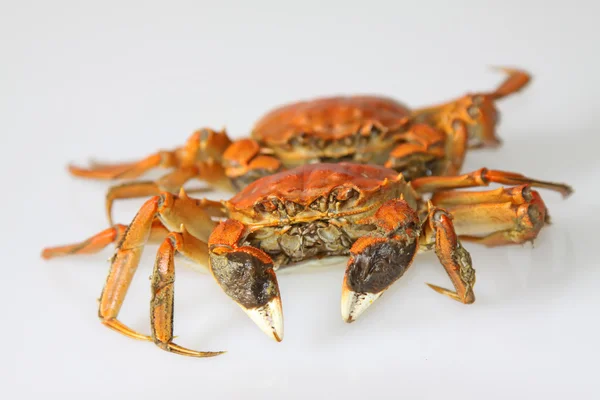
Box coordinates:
[68,128,231,180]
[488,67,532,99]
[432,185,551,246]
[410,167,573,198]
[41,221,168,259]
[68,152,172,180]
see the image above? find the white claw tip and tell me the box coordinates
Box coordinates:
[242,297,284,342]
[341,290,383,323]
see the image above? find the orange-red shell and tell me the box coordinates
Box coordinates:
[226,162,403,211]
[251,96,411,144]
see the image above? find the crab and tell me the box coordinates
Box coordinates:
[42,162,572,357]
[67,68,531,225]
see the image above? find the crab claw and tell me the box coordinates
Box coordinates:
[341,235,418,323]
[341,287,382,323]
[209,239,283,342]
[241,296,284,342]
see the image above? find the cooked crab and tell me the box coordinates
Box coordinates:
[67,68,531,224]
[42,162,572,357]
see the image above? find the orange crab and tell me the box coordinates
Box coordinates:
[67,68,531,224]
[42,162,572,357]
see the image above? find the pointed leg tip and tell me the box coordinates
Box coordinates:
[164,342,227,358]
[562,186,574,198]
[426,283,474,304]
[40,249,53,260]
[102,319,153,341]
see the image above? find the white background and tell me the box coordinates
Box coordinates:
[3,1,600,398]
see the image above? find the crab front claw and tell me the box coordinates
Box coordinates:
[341,235,418,323]
[209,220,283,341]
[210,247,283,341]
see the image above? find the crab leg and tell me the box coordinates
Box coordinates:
[68,152,172,180]
[150,228,225,357]
[104,161,229,225]
[75,189,224,354]
[410,168,573,198]
[412,68,532,117]
[432,185,551,246]
[488,67,532,99]
[68,128,231,181]
[421,205,476,304]
[41,221,169,259]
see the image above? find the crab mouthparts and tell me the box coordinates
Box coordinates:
[241,297,284,342]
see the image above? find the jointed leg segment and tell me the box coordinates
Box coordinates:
[411,167,573,198]
[412,167,572,246]
[104,161,229,225]
[150,228,224,357]
[44,189,224,356]
[432,185,551,246]
[421,205,476,304]
[68,129,234,224]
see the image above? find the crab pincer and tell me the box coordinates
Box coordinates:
[341,200,420,322]
[208,220,284,342]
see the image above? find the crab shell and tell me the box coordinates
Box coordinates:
[223,162,420,229]
[249,96,412,167]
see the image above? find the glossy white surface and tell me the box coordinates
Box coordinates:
[3,1,599,398]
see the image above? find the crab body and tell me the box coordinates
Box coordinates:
[66,68,532,225]
[249,96,411,167]
[223,163,419,266]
